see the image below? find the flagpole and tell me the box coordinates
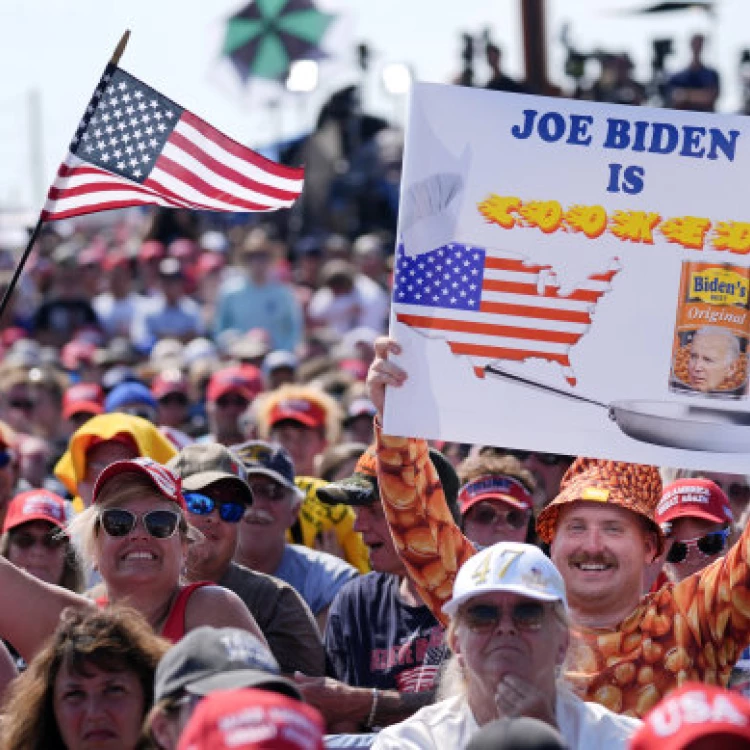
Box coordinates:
[0,30,132,325]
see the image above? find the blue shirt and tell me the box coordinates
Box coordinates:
[274,544,358,616]
[214,277,302,351]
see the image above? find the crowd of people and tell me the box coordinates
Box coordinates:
[0,26,745,750]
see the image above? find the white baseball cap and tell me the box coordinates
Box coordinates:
[442,542,568,617]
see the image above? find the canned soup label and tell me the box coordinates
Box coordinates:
[670,263,750,398]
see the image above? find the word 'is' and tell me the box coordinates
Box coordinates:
[478,194,750,254]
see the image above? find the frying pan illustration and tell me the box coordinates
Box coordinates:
[485,364,750,453]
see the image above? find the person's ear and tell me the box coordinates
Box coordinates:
[644,530,659,564]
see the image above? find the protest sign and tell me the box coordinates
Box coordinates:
[384,81,750,472]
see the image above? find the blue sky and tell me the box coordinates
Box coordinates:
[0,0,744,211]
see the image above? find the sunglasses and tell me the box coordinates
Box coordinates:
[216,395,249,409]
[8,398,35,411]
[666,529,730,564]
[247,481,289,502]
[184,492,246,523]
[463,601,547,633]
[159,393,189,407]
[468,504,529,530]
[10,530,65,550]
[99,508,181,539]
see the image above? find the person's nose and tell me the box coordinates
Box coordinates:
[579,526,605,554]
[491,607,518,635]
[353,510,369,534]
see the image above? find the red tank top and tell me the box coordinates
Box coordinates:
[95,581,213,643]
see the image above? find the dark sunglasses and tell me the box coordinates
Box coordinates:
[99,508,181,539]
[10,530,65,550]
[666,529,730,564]
[216,395,249,409]
[469,505,529,530]
[8,398,35,411]
[159,393,189,407]
[247,481,288,502]
[0,451,11,470]
[184,492,246,523]
[464,601,547,633]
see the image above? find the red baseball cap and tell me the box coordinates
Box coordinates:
[196,252,225,276]
[93,457,186,510]
[177,688,325,750]
[61,341,98,371]
[630,683,750,750]
[656,478,733,528]
[207,366,263,404]
[458,474,534,516]
[139,240,167,262]
[62,383,105,420]
[103,252,131,272]
[268,398,327,430]
[3,490,68,532]
[152,371,189,400]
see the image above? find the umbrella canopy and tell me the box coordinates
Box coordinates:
[223,0,336,83]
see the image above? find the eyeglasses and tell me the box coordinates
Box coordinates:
[468,505,529,530]
[184,492,246,523]
[463,601,547,633]
[248,481,289,502]
[159,393,189,407]
[216,395,249,409]
[8,398,35,411]
[99,508,181,539]
[10,530,65,550]
[666,529,730,564]
[479,448,570,466]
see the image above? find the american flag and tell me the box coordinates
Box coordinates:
[392,242,620,386]
[42,64,304,221]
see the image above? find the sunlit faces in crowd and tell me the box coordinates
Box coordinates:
[655,479,733,583]
[1,608,168,750]
[77,437,141,507]
[0,490,81,589]
[239,474,299,563]
[183,479,249,582]
[352,500,406,576]
[450,591,568,702]
[457,454,536,548]
[550,502,658,617]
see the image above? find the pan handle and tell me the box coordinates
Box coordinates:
[484,364,609,410]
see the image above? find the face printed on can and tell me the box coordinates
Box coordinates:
[688,331,738,392]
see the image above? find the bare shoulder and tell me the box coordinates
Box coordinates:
[185,584,267,643]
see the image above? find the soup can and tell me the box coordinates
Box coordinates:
[669,261,750,399]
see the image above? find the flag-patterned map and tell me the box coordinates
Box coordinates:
[392,243,621,386]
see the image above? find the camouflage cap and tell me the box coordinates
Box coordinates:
[536,457,664,553]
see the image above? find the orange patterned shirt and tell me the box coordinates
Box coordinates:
[375,428,750,718]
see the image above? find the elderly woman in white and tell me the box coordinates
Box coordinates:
[372,542,640,749]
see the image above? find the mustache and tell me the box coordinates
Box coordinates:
[245,510,274,523]
[568,553,618,567]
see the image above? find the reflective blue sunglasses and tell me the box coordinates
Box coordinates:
[183,492,246,523]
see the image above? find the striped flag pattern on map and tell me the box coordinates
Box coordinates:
[42,64,304,221]
[392,242,620,386]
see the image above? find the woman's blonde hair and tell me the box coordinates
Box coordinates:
[66,471,199,574]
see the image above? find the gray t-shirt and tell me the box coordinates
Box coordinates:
[274,544,359,616]
[219,561,325,676]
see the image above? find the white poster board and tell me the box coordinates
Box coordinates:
[384,81,750,473]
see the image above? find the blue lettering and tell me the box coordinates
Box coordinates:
[566,114,593,146]
[538,112,566,142]
[708,128,740,161]
[680,126,706,158]
[511,109,537,140]
[603,119,631,150]
[648,123,678,154]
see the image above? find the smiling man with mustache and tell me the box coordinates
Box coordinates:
[231,440,358,633]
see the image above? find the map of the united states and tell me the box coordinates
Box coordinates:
[392,242,621,386]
